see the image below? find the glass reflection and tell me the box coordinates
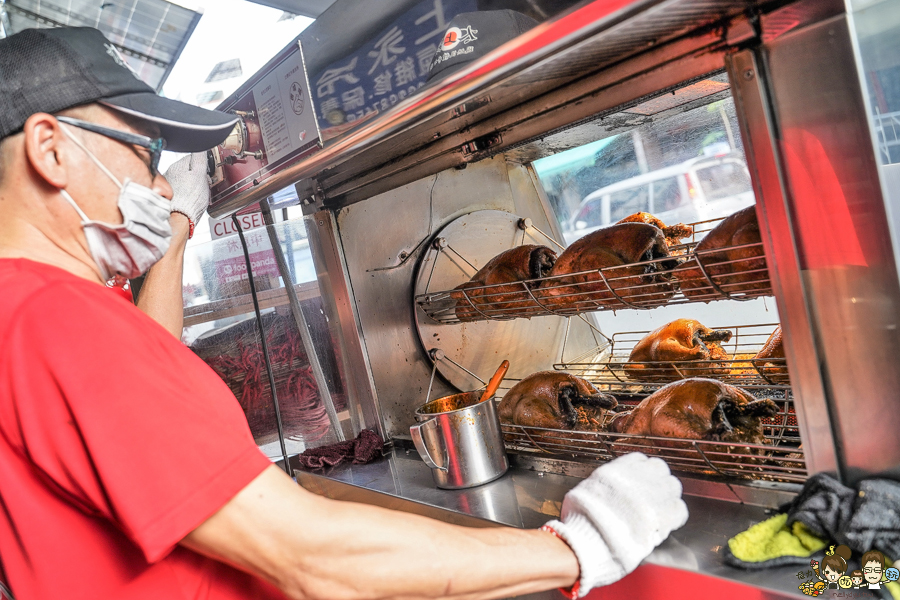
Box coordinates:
[181,201,349,458]
[533,89,754,246]
[850,0,900,167]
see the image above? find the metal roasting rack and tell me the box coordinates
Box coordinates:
[492,388,801,484]
[435,386,802,484]
[500,423,807,483]
[554,322,796,440]
[495,322,803,483]
[556,322,790,388]
[415,217,772,324]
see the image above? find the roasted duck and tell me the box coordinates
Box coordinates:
[607,378,778,446]
[451,244,557,321]
[625,319,732,381]
[617,212,693,249]
[753,325,789,383]
[539,223,679,310]
[498,371,617,430]
[675,206,770,299]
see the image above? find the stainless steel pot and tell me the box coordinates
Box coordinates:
[410,390,509,489]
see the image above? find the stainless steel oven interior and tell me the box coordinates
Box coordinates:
[196,0,900,503]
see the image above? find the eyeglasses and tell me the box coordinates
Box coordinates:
[56,116,166,178]
[863,568,883,574]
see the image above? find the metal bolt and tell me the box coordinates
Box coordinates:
[429,348,445,361]
[399,251,409,260]
[517,217,533,231]
[433,237,448,250]
[318,220,324,226]
[743,69,754,80]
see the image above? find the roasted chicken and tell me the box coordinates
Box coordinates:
[625,319,732,381]
[675,206,770,300]
[498,371,617,430]
[753,325,789,383]
[617,212,693,249]
[451,244,557,321]
[607,378,778,446]
[539,223,679,310]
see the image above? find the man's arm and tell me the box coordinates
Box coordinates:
[182,465,580,600]
[135,213,189,337]
[136,153,210,338]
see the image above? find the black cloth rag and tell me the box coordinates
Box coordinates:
[297,429,384,470]
[781,472,900,558]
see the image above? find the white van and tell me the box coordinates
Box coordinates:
[563,154,755,244]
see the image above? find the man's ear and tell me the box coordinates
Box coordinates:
[22,113,70,190]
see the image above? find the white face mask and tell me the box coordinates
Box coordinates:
[58,124,172,281]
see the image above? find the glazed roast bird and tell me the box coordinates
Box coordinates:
[675,206,770,299]
[607,378,778,446]
[625,319,733,381]
[451,244,557,321]
[540,222,680,310]
[498,371,618,430]
[617,212,693,250]
[753,325,789,383]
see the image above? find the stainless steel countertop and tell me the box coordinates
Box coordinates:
[293,448,809,599]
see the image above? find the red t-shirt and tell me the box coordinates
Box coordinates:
[0,259,286,600]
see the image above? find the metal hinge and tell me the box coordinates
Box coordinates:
[461,132,502,156]
[451,95,492,119]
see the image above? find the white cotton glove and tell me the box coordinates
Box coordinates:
[164,152,211,225]
[543,453,689,598]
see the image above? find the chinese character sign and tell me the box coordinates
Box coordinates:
[312,0,476,139]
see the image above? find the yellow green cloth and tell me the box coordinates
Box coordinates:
[726,515,900,600]
[728,513,828,563]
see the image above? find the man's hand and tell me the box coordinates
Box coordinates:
[165,152,210,226]
[543,453,689,597]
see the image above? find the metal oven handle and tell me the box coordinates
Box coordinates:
[409,419,448,472]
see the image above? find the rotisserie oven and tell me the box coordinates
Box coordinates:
[184,0,900,597]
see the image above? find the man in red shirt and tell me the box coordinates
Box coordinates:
[0,26,688,600]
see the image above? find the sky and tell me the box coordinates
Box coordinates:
[161,0,314,108]
[532,136,617,179]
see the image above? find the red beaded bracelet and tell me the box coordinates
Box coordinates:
[540,524,581,599]
[170,210,195,239]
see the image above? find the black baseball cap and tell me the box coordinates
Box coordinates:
[0,27,238,152]
[427,10,538,83]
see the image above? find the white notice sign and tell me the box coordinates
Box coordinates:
[252,50,318,166]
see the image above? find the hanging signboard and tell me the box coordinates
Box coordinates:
[312,0,477,140]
